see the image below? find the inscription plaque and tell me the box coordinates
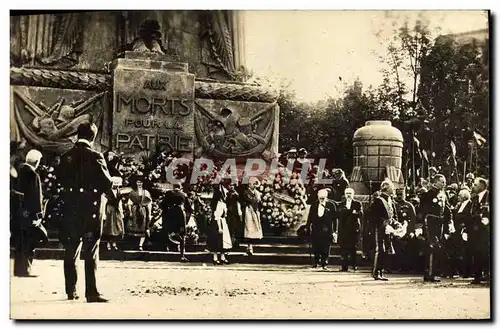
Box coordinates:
[112,54,195,156]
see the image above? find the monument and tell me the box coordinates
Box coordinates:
[10,11,279,162]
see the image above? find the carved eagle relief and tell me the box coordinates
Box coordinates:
[194,101,275,159]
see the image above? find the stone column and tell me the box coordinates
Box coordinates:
[231,10,246,72]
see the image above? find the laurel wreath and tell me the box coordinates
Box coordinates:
[257,171,308,230]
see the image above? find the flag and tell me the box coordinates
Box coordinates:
[422,150,429,163]
[473,131,486,146]
[413,135,420,149]
[450,140,457,158]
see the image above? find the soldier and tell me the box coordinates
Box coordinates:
[58,123,113,303]
[161,183,192,262]
[468,177,490,284]
[13,149,46,277]
[393,187,417,272]
[306,189,337,270]
[416,174,454,283]
[369,180,398,281]
[337,188,363,271]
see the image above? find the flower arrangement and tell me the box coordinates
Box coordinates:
[38,163,63,229]
[257,170,308,231]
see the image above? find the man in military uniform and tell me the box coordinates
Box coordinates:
[58,123,113,302]
[468,177,490,284]
[306,189,337,270]
[338,188,363,271]
[393,187,417,272]
[369,180,398,281]
[416,174,454,283]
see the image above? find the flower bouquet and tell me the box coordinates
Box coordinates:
[258,170,308,234]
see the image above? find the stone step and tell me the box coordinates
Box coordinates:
[15,248,369,266]
[44,234,307,246]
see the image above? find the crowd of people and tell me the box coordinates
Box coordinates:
[10,124,491,302]
[365,171,490,284]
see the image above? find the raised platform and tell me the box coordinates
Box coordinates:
[11,236,369,266]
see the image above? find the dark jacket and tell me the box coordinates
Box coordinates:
[161,188,191,232]
[416,187,453,242]
[17,163,43,229]
[306,200,337,242]
[369,193,397,231]
[58,141,113,240]
[395,199,417,234]
[468,190,489,251]
[338,199,363,245]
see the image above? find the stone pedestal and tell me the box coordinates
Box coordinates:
[112,51,195,158]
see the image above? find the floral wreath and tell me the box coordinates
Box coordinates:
[257,169,308,230]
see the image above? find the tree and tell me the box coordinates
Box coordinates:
[375,17,433,122]
[418,35,489,178]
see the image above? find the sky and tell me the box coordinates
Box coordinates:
[244,10,489,103]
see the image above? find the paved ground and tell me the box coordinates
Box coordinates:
[10,260,490,320]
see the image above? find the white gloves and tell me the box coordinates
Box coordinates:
[415,228,423,237]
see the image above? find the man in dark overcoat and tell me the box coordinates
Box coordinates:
[338,188,363,271]
[58,123,113,302]
[306,189,337,270]
[468,177,490,284]
[447,188,472,278]
[13,149,45,277]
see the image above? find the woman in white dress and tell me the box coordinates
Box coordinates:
[241,177,263,255]
[207,183,233,265]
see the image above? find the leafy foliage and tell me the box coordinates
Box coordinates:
[266,19,488,182]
